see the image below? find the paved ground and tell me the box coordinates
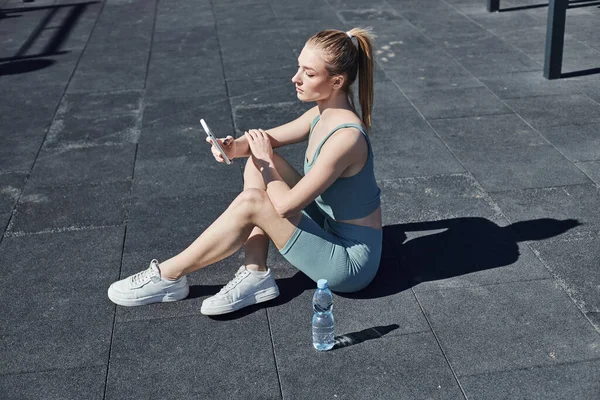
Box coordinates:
[1,0,600,398]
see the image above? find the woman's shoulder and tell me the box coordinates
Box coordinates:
[323,109,365,133]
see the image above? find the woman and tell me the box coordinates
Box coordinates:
[108,28,382,315]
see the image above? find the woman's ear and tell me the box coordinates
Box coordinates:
[331,75,345,90]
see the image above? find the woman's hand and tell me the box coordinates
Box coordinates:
[206,135,236,163]
[245,129,274,170]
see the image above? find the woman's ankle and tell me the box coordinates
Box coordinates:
[157,260,185,281]
[245,263,268,273]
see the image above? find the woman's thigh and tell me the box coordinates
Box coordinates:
[278,215,380,292]
[244,151,303,189]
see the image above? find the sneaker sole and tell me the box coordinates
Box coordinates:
[200,286,279,316]
[107,285,189,307]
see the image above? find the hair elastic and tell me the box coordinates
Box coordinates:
[346,31,353,39]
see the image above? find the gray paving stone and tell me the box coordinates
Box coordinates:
[10,181,130,234]
[29,144,136,186]
[402,10,489,44]
[132,156,243,200]
[228,77,297,108]
[0,85,62,135]
[233,101,311,134]
[57,90,143,119]
[527,229,600,329]
[273,330,463,399]
[505,94,600,128]
[152,27,219,59]
[417,280,600,376]
[145,55,227,99]
[371,80,413,109]
[384,57,483,93]
[442,34,520,57]
[502,28,600,62]
[223,56,297,80]
[0,134,45,173]
[155,2,214,32]
[374,26,439,59]
[491,184,600,233]
[370,108,464,179]
[456,50,542,77]
[338,8,404,24]
[138,96,232,161]
[576,160,600,185]
[467,9,546,35]
[538,123,600,162]
[480,71,580,99]
[430,113,547,151]
[379,174,505,227]
[460,359,600,400]
[0,366,106,400]
[105,314,280,400]
[0,208,10,227]
[407,86,512,120]
[0,172,26,213]
[0,227,123,374]
[218,28,292,61]
[269,1,339,22]
[67,52,148,93]
[569,75,600,104]
[454,144,591,191]
[45,113,141,148]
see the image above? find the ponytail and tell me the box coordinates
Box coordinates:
[307,27,376,130]
[346,27,374,129]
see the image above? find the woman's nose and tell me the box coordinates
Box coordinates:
[291,71,300,84]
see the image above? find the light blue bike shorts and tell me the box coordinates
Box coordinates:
[279,202,382,293]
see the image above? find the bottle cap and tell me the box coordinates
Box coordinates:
[317,279,328,289]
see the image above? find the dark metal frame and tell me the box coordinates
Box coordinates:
[486,0,569,80]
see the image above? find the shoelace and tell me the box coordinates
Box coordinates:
[219,270,248,294]
[130,267,153,286]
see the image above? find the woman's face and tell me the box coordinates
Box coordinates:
[292,45,336,102]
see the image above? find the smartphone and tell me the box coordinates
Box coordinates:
[200,119,232,165]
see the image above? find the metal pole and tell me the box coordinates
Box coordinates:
[487,0,500,12]
[544,0,568,79]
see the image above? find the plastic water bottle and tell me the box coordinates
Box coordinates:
[312,279,334,351]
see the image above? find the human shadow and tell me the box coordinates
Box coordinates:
[186,217,579,317]
[344,217,580,299]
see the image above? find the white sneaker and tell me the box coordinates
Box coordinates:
[108,259,189,306]
[200,266,279,315]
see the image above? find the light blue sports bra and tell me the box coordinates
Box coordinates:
[305,115,381,220]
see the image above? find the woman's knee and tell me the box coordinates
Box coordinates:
[231,188,270,218]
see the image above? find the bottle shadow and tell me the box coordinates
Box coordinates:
[333,324,400,350]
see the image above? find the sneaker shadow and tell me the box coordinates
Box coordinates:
[185,271,315,321]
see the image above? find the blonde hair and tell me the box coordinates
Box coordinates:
[307,27,375,129]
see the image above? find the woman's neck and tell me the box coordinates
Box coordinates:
[316,91,353,117]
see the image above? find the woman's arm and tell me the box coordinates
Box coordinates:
[248,127,365,218]
[232,106,320,158]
